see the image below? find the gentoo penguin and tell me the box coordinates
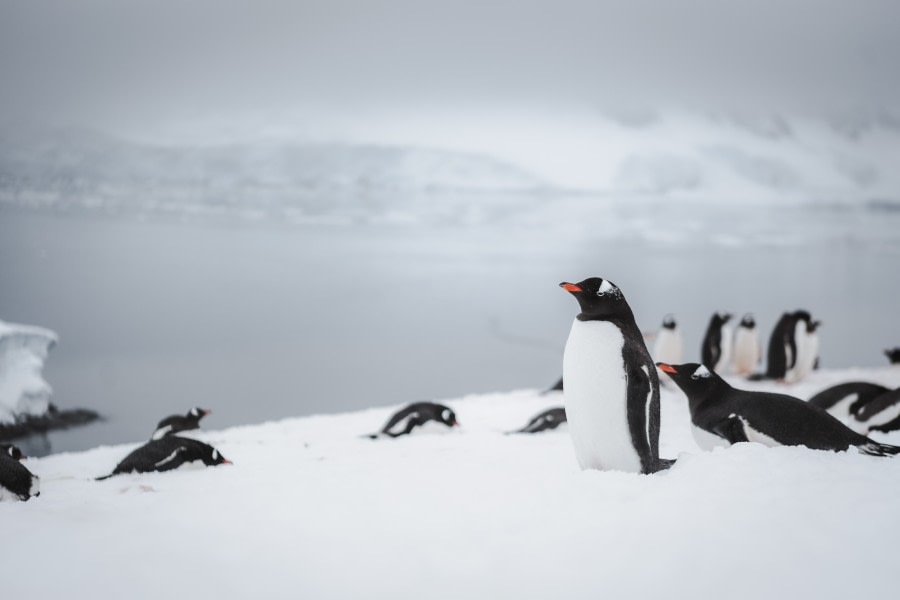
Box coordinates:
[652,315,683,382]
[368,402,459,439]
[807,382,889,421]
[0,444,40,501]
[151,407,211,440]
[508,407,567,434]
[787,318,820,383]
[731,314,761,376]
[762,310,811,380]
[701,313,732,374]
[559,277,673,473]
[657,362,900,456]
[850,388,900,435]
[96,436,231,480]
[885,348,900,364]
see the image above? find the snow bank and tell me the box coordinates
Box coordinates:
[0,319,57,423]
[2,367,899,599]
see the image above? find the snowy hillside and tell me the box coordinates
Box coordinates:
[0,320,57,423]
[4,366,900,599]
[2,108,900,227]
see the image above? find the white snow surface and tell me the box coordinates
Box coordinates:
[4,366,900,599]
[0,319,57,423]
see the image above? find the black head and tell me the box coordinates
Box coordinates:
[711,312,732,326]
[436,405,459,428]
[188,407,211,419]
[204,446,232,466]
[559,277,631,319]
[1,443,26,461]
[806,320,821,334]
[885,348,900,364]
[662,314,677,329]
[739,313,755,328]
[656,362,724,397]
[792,310,812,323]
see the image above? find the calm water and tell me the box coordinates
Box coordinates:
[1,199,898,455]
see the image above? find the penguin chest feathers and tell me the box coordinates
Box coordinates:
[562,319,643,473]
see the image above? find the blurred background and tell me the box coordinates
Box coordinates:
[1,0,899,454]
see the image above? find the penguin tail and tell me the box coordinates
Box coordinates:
[856,441,900,457]
[95,473,115,481]
[649,458,677,473]
[361,433,380,440]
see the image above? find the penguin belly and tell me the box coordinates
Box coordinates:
[563,319,642,473]
[731,328,760,376]
[715,327,732,374]
[793,334,818,382]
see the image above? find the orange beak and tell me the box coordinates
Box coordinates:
[560,283,582,292]
[657,363,677,374]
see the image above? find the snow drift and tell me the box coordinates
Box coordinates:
[2,366,899,599]
[0,319,57,423]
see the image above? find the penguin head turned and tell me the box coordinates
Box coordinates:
[559,277,629,319]
[189,407,211,419]
[806,320,821,334]
[2,444,26,461]
[739,314,755,329]
[437,406,460,428]
[713,312,733,325]
[656,362,724,397]
[205,447,232,467]
[662,314,677,330]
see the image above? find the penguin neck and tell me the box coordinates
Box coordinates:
[686,377,732,414]
[576,310,641,339]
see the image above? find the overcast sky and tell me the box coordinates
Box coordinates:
[1,1,898,135]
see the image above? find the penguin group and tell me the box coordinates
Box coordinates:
[0,407,230,501]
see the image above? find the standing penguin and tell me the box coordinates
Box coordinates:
[731,314,761,377]
[657,362,900,457]
[762,310,811,380]
[701,313,732,374]
[0,444,40,501]
[559,277,673,473]
[787,318,820,383]
[653,315,683,383]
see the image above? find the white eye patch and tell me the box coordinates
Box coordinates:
[692,365,711,379]
[597,280,615,296]
[441,409,451,420]
[212,449,219,460]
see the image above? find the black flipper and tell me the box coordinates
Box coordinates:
[855,440,900,457]
[711,417,750,444]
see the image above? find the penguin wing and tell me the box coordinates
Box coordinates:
[153,447,188,472]
[711,417,750,444]
[625,363,656,473]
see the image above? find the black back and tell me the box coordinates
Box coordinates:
[854,388,900,433]
[378,402,458,438]
[0,449,38,501]
[152,407,209,439]
[510,407,567,434]
[764,310,811,379]
[885,348,900,364]
[701,313,732,367]
[807,382,890,416]
[99,436,229,479]
[560,277,671,473]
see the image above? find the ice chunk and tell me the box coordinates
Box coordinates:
[0,320,58,423]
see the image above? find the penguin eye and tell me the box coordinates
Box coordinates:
[691,365,711,379]
[596,280,615,296]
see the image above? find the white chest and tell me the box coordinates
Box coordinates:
[562,319,642,473]
[653,328,683,364]
[731,328,760,375]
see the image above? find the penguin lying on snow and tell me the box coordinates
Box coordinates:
[152,407,211,440]
[807,382,890,421]
[701,313,732,374]
[658,362,900,457]
[97,436,231,480]
[560,277,674,473]
[0,443,40,501]
[851,388,900,435]
[368,402,459,439]
[508,407,566,434]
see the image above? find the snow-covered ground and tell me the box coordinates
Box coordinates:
[0,319,57,423]
[4,366,899,599]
